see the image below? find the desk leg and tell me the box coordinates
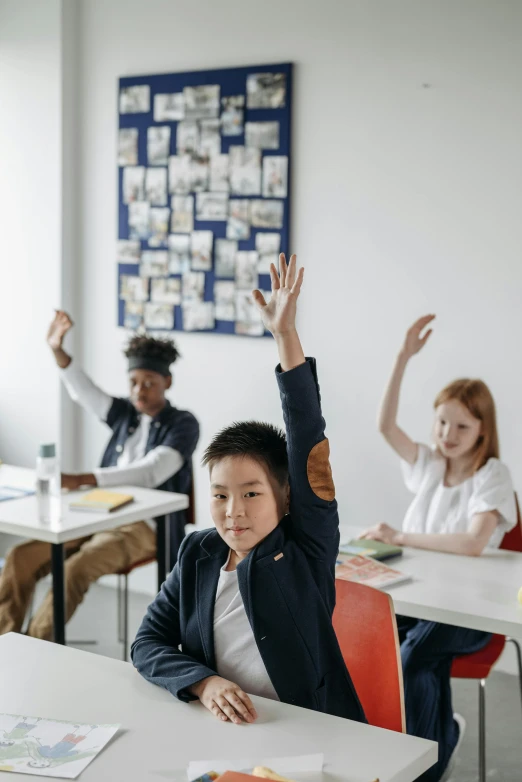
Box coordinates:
[51,543,66,645]
[156,516,169,593]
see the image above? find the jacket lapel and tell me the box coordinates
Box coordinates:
[196,532,228,670]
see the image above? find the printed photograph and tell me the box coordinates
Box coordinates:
[120,84,150,114]
[176,121,199,155]
[171,194,194,233]
[246,72,286,109]
[190,230,213,271]
[118,128,138,166]
[229,146,262,196]
[145,167,168,205]
[168,154,192,194]
[123,166,145,203]
[235,290,264,336]
[148,207,170,247]
[184,84,220,120]
[199,119,221,158]
[214,280,235,321]
[235,250,259,290]
[245,121,280,150]
[140,249,169,276]
[196,192,229,221]
[120,275,149,302]
[226,199,250,240]
[262,155,288,198]
[144,302,175,330]
[182,270,205,302]
[250,199,284,229]
[117,239,141,263]
[128,201,150,240]
[183,301,215,331]
[221,95,245,136]
[147,126,171,166]
[255,232,281,273]
[124,301,144,329]
[214,238,237,278]
[210,154,230,192]
[154,92,185,122]
[168,233,191,274]
[189,155,210,192]
[151,277,182,305]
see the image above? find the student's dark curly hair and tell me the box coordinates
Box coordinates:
[202,421,289,486]
[124,335,180,366]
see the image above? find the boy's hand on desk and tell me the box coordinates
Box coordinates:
[253,253,303,337]
[61,473,97,491]
[359,523,402,546]
[189,675,258,725]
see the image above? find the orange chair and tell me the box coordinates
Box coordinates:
[451,495,522,782]
[333,578,405,732]
[117,474,196,661]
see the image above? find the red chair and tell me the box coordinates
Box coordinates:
[451,495,522,782]
[333,578,406,732]
[117,474,196,661]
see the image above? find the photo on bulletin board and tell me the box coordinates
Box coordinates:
[117,62,293,337]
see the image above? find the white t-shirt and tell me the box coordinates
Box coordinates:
[213,561,279,701]
[401,444,517,549]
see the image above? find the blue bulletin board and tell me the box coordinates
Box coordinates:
[117,62,292,337]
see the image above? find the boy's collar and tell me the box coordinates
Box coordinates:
[199,522,285,561]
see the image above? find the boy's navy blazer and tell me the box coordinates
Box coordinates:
[131,359,365,722]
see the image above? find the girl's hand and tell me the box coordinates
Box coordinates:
[400,315,435,360]
[359,523,403,546]
[189,675,258,725]
[253,253,304,338]
[47,310,74,351]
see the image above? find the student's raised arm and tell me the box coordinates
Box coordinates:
[253,255,337,557]
[378,314,435,466]
[47,310,112,421]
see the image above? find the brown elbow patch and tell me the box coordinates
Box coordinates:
[307,439,336,501]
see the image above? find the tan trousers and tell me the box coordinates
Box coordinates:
[0,521,156,641]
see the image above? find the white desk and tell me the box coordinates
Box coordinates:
[0,634,437,782]
[0,465,188,644]
[341,528,522,639]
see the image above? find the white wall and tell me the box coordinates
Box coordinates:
[0,0,63,467]
[77,0,522,555]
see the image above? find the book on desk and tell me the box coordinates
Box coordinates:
[69,489,134,513]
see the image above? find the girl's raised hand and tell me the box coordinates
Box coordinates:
[401,314,435,360]
[252,253,304,338]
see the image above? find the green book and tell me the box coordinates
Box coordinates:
[339,538,403,561]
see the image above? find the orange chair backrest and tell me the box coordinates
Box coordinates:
[333,578,405,733]
[500,493,522,552]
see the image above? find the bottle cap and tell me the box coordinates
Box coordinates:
[39,444,56,458]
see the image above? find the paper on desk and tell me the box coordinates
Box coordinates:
[0,713,119,779]
[187,753,324,780]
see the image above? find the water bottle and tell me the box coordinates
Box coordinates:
[36,443,61,524]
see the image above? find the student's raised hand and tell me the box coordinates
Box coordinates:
[252,254,304,337]
[359,523,403,546]
[400,315,435,360]
[189,675,258,725]
[47,310,74,351]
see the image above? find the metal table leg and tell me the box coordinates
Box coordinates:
[51,543,66,645]
[156,516,169,592]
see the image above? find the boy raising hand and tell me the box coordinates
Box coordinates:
[132,255,365,724]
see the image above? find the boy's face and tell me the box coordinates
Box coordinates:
[210,455,289,558]
[129,369,171,417]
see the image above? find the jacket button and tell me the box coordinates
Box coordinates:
[116,444,123,453]
[155,422,161,428]
[129,427,135,434]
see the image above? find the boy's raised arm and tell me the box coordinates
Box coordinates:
[253,255,339,558]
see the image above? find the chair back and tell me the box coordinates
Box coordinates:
[500,493,522,552]
[333,578,406,733]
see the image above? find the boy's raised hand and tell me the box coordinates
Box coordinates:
[47,310,74,351]
[253,253,304,337]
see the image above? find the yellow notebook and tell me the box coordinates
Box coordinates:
[69,489,134,513]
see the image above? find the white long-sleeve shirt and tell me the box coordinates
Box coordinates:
[60,361,183,490]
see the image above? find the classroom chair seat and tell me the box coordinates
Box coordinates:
[333,578,405,733]
[450,494,522,782]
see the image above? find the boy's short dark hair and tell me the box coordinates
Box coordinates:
[202,421,289,486]
[124,335,180,376]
